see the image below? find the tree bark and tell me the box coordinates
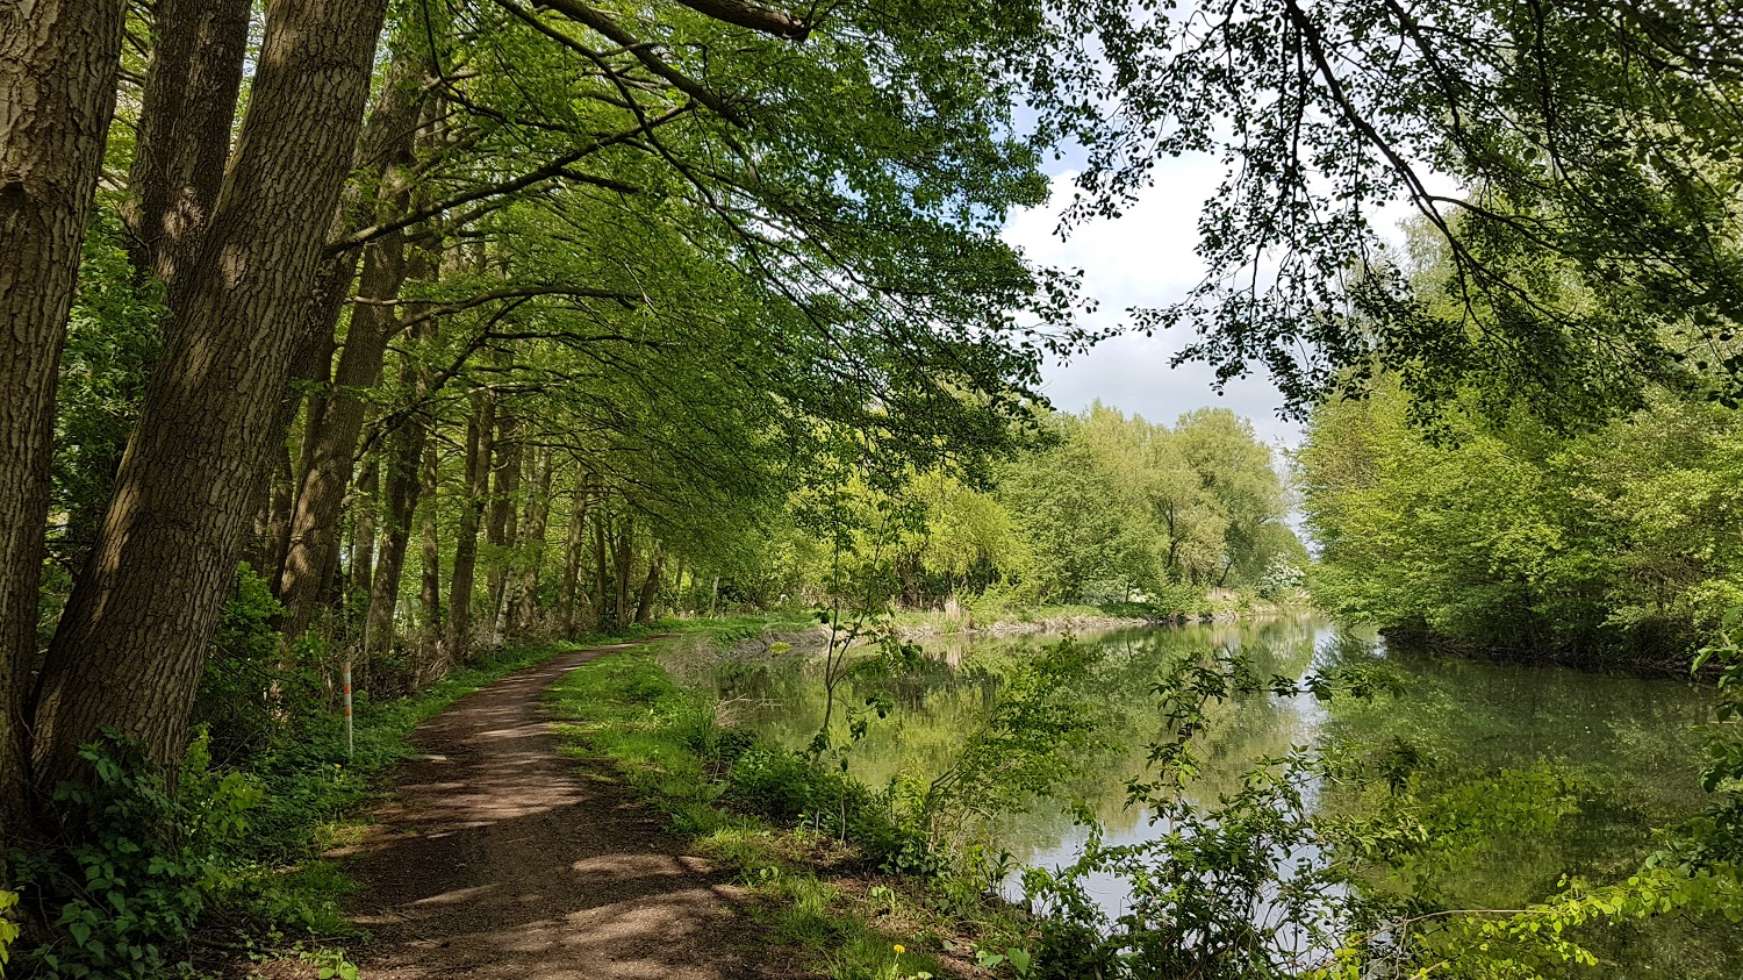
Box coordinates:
[559,481,591,636]
[484,413,522,643]
[123,0,250,292]
[613,518,634,628]
[349,453,380,606]
[0,0,127,837]
[277,56,426,634]
[417,439,445,679]
[448,390,494,656]
[33,0,391,790]
[634,547,663,625]
[593,511,611,629]
[509,449,554,637]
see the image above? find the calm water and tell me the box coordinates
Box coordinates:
[660,618,1716,924]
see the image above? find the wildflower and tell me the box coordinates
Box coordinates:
[893,944,906,955]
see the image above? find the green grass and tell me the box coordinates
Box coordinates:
[547,641,973,979]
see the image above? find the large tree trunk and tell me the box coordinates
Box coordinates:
[32,0,391,790]
[0,0,127,838]
[123,0,250,291]
[277,57,426,634]
[559,482,591,636]
[448,390,494,657]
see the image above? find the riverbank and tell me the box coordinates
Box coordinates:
[546,631,1040,980]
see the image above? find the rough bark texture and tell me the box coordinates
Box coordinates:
[34,0,392,789]
[277,56,426,634]
[0,0,127,834]
[123,0,250,291]
[449,390,494,657]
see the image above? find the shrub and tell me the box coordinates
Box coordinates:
[13,733,263,978]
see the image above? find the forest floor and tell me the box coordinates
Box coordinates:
[330,640,799,979]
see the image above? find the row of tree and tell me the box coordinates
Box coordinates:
[699,405,1301,613]
[0,0,1123,854]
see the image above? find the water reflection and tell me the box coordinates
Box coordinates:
[662,618,1714,920]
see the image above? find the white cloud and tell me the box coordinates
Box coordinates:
[1004,159,1305,453]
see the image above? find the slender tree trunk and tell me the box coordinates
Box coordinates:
[417,440,445,678]
[123,0,250,291]
[709,575,720,617]
[484,413,522,641]
[509,449,554,638]
[365,317,433,656]
[448,390,493,657]
[613,519,634,628]
[276,56,426,634]
[350,453,379,606]
[593,512,611,629]
[634,547,663,625]
[33,0,391,790]
[0,0,127,839]
[559,481,590,636]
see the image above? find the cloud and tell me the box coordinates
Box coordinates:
[1003,160,1304,453]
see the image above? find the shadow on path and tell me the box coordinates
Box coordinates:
[339,642,792,979]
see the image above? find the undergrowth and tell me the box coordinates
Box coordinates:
[6,622,666,978]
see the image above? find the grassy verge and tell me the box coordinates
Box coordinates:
[547,638,1030,980]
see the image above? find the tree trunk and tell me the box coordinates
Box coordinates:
[123,0,250,291]
[0,0,127,838]
[613,519,634,629]
[417,439,445,679]
[507,449,554,638]
[364,307,434,657]
[349,453,379,606]
[448,390,494,657]
[634,548,663,625]
[276,55,426,635]
[484,413,523,641]
[33,0,391,790]
[593,512,611,629]
[559,481,591,636]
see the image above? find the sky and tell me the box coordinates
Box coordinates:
[1000,158,1306,454]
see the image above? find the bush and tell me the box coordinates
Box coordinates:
[13,733,263,978]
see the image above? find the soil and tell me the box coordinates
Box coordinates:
[333,641,800,979]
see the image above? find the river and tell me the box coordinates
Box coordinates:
[659,617,1734,975]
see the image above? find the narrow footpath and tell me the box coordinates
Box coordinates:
[338,642,787,979]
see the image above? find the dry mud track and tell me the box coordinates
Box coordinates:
[336,641,796,979]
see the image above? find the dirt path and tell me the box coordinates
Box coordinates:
[338,642,788,979]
